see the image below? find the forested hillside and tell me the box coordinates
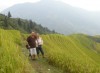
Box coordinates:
[0,13,55,34]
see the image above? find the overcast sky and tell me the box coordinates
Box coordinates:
[0,0,100,11]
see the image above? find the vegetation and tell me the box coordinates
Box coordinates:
[0,13,55,34]
[41,34,100,73]
[7,11,12,18]
[1,27,100,73]
[0,29,35,73]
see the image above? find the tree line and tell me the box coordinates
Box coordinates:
[0,12,56,34]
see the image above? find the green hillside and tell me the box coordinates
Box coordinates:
[0,29,35,73]
[1,28,100,73]
[42,34,100,73]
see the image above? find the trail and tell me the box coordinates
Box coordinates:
[22,37,63,73]
[29,56,64,73]
[23,47,63,73]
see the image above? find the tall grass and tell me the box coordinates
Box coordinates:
[42,34,100,73]
[0,29,35,73]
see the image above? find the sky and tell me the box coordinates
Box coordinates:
[61,0,100,11]
[0,0,100,11]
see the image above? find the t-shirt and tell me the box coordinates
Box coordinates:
[27,36,36,48]
[37,37,43,45]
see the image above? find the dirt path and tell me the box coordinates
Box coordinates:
[29,57,64,73]
[22,48,64,73]
[22,39,63,73]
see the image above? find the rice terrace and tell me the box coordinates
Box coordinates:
[0,0,100,73]
[1,29,100,73]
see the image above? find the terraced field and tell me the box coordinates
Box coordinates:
[0,29,35,73]
[1,28,100,73]
[42,34,100,73]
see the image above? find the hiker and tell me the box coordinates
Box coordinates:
[27,32,37,60]
[36,33,44,58]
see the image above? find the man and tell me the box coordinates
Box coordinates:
[27,32,37,60]
[36,33,44,58]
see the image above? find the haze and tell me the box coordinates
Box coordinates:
[0,0,100,11]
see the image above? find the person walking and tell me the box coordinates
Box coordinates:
[27,32,37,60]
[36,33,44,58]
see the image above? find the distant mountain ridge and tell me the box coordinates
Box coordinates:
[2,0,100,35]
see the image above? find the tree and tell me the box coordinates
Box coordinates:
[27,24,31,33]
[52,29,56,33]
[29,20,34,29]
[8,11,12,18]
[18,18,22,26]
[4,16,8,27]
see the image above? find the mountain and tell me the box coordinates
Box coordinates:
[0,14,55,34]
[2,0,100,35]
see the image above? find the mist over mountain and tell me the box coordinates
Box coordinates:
[2,0,100,35]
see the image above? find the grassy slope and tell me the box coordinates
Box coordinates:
[42,34,100,73]
[1,29,100,73]
[0,29,35,73]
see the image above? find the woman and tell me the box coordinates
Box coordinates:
[36,33,44,58]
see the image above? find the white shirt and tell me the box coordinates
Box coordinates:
[36,37,43,46]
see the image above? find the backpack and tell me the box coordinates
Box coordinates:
[26,45,30,49]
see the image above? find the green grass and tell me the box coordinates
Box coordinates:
[30,58,64,73]
[1,29,100,73]
[0,29,35,73]
[42,34,100,73]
